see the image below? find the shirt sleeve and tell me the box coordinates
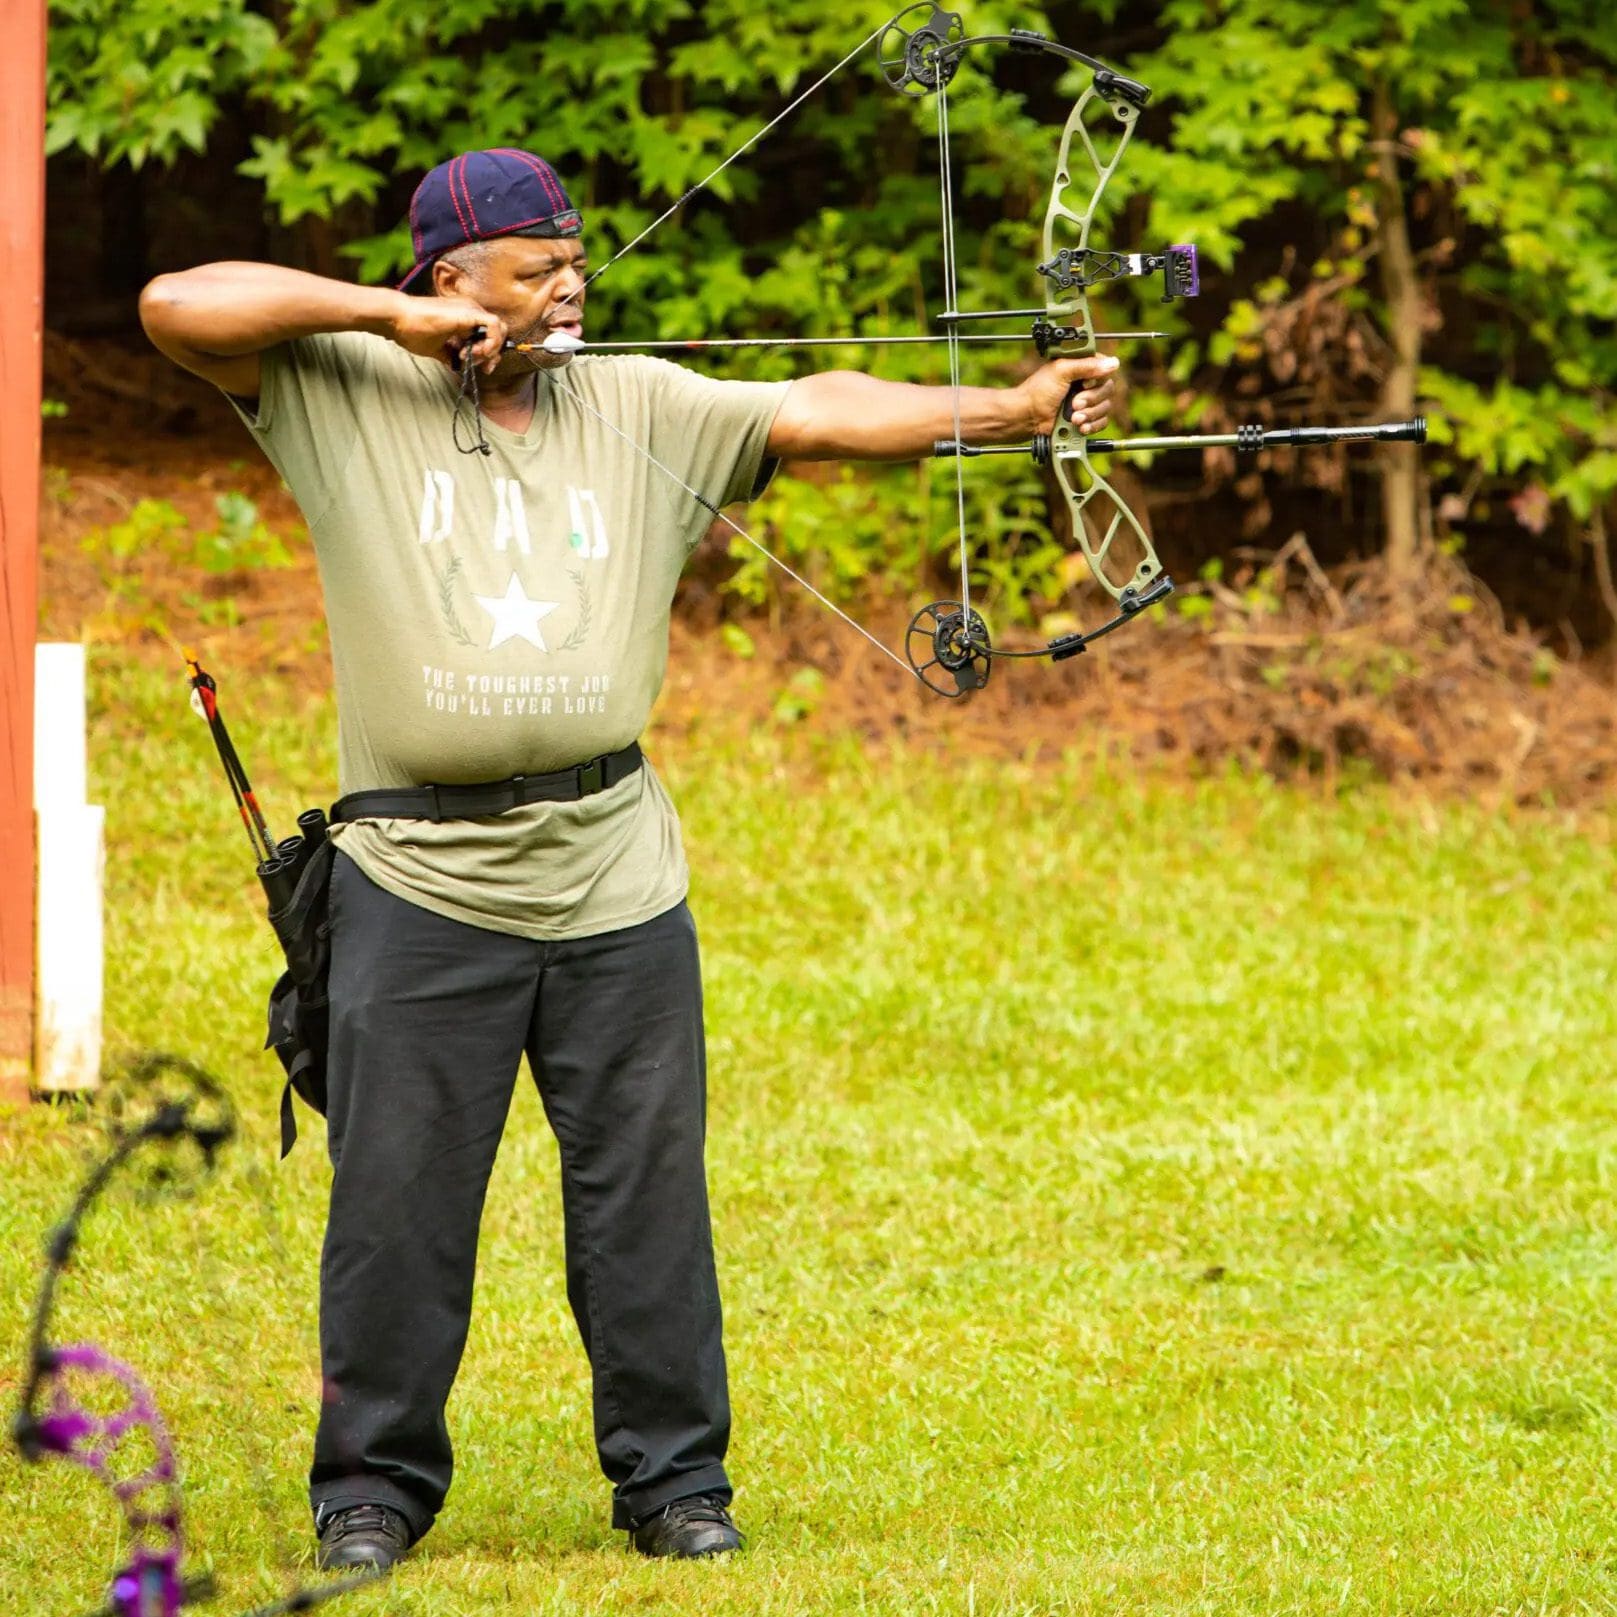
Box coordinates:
[223,332,378,529]
[637,360,791,529]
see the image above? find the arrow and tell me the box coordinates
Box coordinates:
[509,329,1166,356]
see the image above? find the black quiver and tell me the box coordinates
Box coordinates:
[261,808,337,1157]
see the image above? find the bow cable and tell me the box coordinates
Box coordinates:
[935,80,975,646]
[578,19,893,300]
[541,370,919,683]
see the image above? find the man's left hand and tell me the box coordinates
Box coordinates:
[1019,354,1120,438]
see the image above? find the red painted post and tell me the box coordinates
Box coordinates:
[0,0,46,1104]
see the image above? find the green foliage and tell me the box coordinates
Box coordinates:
[736,464,921,614]
[77,494,294,633]
[1133,0,1617,551]
[770,666,826,723]
[80,494,291,576]
[44,0,1617,590]
[191,493,293,575]
[738,455,1080,623]
[719,622,757,659]
[80,496,188,566]
[47,0,274,166]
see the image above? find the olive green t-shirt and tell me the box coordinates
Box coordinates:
[230,333,788,938]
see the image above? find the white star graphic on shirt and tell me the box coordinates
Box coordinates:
[473,572,562,651]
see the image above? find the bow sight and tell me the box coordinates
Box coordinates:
[1039,244,1201,303]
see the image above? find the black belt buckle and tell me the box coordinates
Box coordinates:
[424,784,445,823]
[575,757,605,797]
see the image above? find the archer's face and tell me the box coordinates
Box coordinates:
[436,235,589,370]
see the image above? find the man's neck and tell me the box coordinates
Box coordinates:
[478,369,538,432]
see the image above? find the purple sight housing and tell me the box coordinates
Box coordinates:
[1164,245,1199,300]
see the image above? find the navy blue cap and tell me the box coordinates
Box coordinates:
[399,149,583,294]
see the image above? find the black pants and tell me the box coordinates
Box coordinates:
[308,851,730,1541]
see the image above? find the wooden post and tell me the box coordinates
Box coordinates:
[0,0,46,1105]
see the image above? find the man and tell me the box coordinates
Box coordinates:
[139,148,1118,1568]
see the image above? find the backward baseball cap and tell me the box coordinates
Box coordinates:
[398,149,583,294]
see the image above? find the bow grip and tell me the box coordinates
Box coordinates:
[1056,377,1091,436]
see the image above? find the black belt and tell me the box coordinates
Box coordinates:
[332,743,643,823]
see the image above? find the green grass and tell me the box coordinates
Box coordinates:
[5,649,1617,1615]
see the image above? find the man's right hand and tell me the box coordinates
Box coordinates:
[139,263,510,400]
[385,296,507,373]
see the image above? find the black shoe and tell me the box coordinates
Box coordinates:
[315,1503,412,1570]
[629,1493,744,1559]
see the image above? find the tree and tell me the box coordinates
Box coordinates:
[43,0,1617,613]
[1125,0,1617,582]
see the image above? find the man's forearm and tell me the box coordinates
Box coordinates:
[768,370,1037,461]
[139,262,405,358]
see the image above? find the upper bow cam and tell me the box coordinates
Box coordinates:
[877,4,966,97]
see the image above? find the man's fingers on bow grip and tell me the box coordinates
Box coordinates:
[1067,376,1116,428]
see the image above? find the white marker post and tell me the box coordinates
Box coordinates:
[34,643,103,1093]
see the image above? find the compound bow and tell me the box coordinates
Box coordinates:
[519,2,1427,698]
[12,1053,383,1617]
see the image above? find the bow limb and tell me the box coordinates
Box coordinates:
[1047,300,1164,600]
[1042,75,1147,345]
[1040,79,1168,606]
[1049,427,1167,601]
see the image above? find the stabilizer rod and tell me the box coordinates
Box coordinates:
[933,417,1428,459]
[1090,417,1429,453]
